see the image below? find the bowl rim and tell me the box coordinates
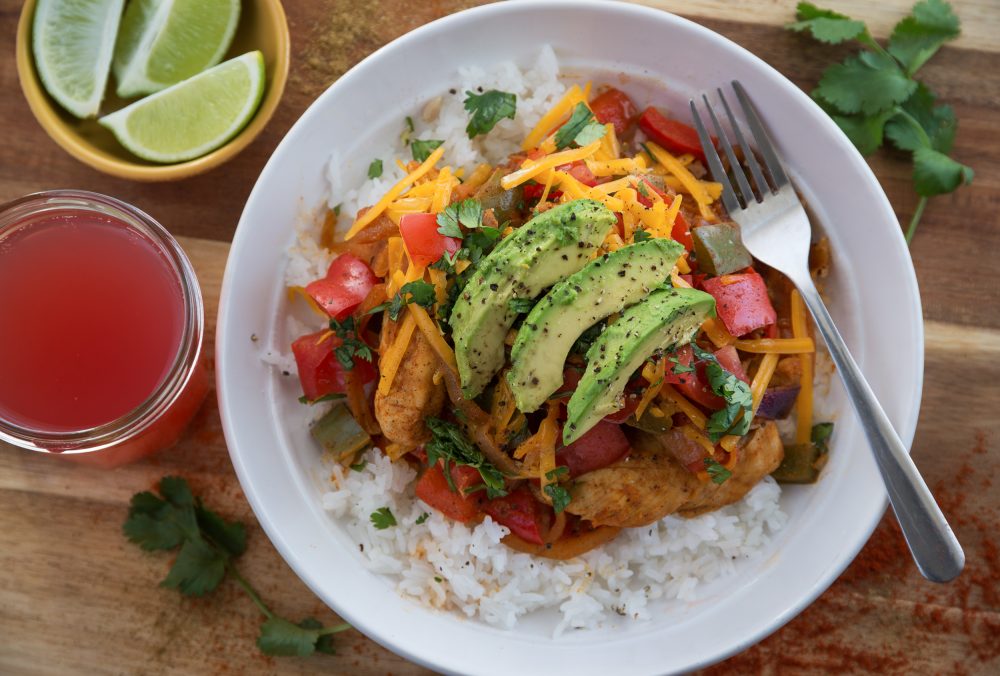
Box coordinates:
[14,0,290,182]
[218,1,924,673]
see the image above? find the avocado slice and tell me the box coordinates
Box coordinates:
[563,286,716,444]
[507,239,685,413]
[451,199,616,398]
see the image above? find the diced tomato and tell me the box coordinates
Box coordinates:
[662,344,697,387]
[661,429,709,474]
[604,394,641,423]
[639,107,712,162]
[614,212,626,238]
[672,344,750,410]
[305,253,378,320]
[557,161,599,187]
[483,487,550,545]
[290,330,376,401]
[449,463,484,495]
[671,211,693,251]
[590,88,638,136]
[556,420,631,478]
[415,463,482,523]
[713,345,750,383]
[552,367,584,399]
[398,213,461,267]
[700,271,777,337]
[523,183,563,202]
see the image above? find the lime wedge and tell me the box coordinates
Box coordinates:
[113,0,241,98]
[99,51,265,163]
[32,0,124,118]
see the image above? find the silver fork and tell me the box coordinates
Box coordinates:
[689,81,964,583]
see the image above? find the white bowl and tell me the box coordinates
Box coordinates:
[217,2,923,673]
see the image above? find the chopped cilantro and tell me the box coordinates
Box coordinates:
[633,228,653,243]
[329,317,373,371]
[368,280,437,321]
[811,422,835,454]
[349,460,367,472]
[425,418,507,498]
[367,158,382,179]
[704,457,733,485]
[554,102,607,150]
[692,344,753,442]
[411,138,444,162]
[463,89,516,138]
[668,355,696,375]
[401,116,415,146]
[298,393,346,405]
[415,512,430,525]
[370,507,397,530]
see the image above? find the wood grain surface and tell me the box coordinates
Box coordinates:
[1,1,998,674]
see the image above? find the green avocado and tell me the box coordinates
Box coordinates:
[563,286,716,445]
[507,238,685,413]
[451,199,616,399]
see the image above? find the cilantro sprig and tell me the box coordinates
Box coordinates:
[425,418,508,498]
[554,103,607,150]
[543,466,572,513]
[369,280,436,321]
[124,477,351,657]
[704,457,733,485]
[788,0,973,242]
[463,89,517,138]
[411,139,444,163]
[691,344,753,442]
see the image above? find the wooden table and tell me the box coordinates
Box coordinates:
[2,1,998,673]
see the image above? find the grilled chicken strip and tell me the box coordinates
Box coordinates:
[565,422,784,527]
[374,317,446,446]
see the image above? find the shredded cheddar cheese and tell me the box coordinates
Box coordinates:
[790,289,813,444]
[645,142,716,221]
[501,141,602,190]
[376,312,416,396]
[345,146,446,239]
[660,384,707,429]
[733,337,816,354]
[702,318,736,347]
[522,84,587,149]
[286,286,326,317]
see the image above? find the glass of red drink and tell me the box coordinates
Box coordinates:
[0,190,209,468]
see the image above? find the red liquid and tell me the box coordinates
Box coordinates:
[0,211,185,432]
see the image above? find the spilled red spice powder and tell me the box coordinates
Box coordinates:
[700,430,999,675]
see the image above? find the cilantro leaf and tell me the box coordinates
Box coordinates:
[159,476,196,508]
[436,202,465,239]
[367,159,382,179]
[415,512,430,525]
[811,422,835,454]
[457,199,483,230]
[123,492,195,551]
[633,228,653,243]
[554,103,607,150]
[257,617,350,657]
[884,83,956,153]
[826,109,896,156]
[704,457,733,485]
[411,139,444,163]
[888,0,960,75]
[370,280,437,321]
[668,355,695,375]
[297,618,337,655]
[160,537,227,596]
[298,392,346,405]
[814,51,917,115]
[370,507,397,530]
[912,146,974,196]
[425,418,507,498]
[350,460,367,472]
[401,116,415,146]
[508,297,535,314]
[544,484,572,513]
[463,90,517,138]
[195,502,247,558]
[692,345,753,442]
[787,2,868,44]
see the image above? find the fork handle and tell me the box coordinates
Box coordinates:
[795,278,964,583]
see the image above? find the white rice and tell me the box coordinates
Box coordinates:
[280,47,792,633]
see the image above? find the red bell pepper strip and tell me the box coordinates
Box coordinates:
[589,88,638,136]
[305,253,378,320]
[483,487,551,545]
[415,463,482,523]
[398,213,461,267]
[556,420,631,478]
[291,330,376,401]
[700,271,777,337]
[639,107,713,162]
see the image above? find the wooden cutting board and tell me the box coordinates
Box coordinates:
[1,1,998,673]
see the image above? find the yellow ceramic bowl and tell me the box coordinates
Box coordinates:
[15,0,290,182]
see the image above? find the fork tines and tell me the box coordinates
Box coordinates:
[689,81,790,213]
